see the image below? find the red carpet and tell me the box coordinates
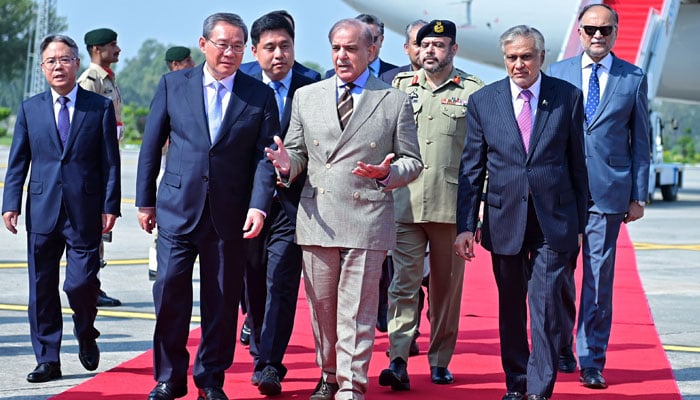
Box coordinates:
[53,226,681,399]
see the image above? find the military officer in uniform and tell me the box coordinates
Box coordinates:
[379,19,484,391]
[165,46,195,71]
[78,28,123,307]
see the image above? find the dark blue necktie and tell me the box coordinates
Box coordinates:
[269,81,284,122]
[57,96,70,147]
[585,63,600,122]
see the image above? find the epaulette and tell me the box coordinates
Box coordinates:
[455,69,485,87]
[392,70,419,88]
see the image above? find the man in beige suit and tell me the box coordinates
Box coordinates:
[379,19,484,391]
[265,18,422,400]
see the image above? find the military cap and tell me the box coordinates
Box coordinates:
[416,20,456,44]
[84,28,117,46]
[165,46,191,62]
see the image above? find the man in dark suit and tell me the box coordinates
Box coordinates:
[265,18,422,400]
[2,34,120,383]
[547,4,650,389]
[379,19,427,84]
[454,25,588,400]
[136,13,278,400]
[324,13,398,79]
[242,12,317,396]
[239,10,321,82]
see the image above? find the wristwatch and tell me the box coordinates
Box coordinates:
[635,200,646,207]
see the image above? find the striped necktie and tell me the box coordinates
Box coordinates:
[338,82,355,130]
[517,90,533,152]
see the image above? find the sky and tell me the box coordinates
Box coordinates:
[56,0,503,83]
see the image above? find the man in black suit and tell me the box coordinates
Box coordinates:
[242,12,317,396]
[239,10,321,82]
[136,13,278,400]
[324,13,398,79]
[454,25,588,400]
[2,34,120,383]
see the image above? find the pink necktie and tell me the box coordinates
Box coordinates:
[517,90,533,152]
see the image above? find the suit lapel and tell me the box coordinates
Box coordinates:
[62,87,90,156]
[591,55,623,126]
[494,78,524,154]
[528,74,556,160]
[41,91,64,155]
[334,76,387,151]
[184,66,210,143]
[217,72,251,146]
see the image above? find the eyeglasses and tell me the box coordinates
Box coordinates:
[581,25,615,37]
[41,57,76,68]
[207,39,245,54]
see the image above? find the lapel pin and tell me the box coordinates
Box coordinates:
[542,99,548,107]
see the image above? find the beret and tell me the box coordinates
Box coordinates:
[165,46,191,62]
[84,28,117,46]
[416,20,456,44]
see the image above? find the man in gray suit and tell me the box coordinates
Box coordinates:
[265,18,422,400]
[455,25,588,400]
[547,4,650,389]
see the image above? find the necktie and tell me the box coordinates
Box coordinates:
[338,82,355,130]
[208,81,224,142]
[57,96,70,147]
[585,63,600,123]
[269,81,285,122]
[517,90,533,152]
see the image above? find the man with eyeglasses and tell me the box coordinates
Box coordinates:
[2,34,120,383]
[380,19,484,391]
[547,3,649,390]
[77,27,123,308]
[136,12,279,400]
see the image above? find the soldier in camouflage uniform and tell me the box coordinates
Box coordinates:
[379,20,484,391]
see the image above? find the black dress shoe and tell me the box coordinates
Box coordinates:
[580,367,608,389]
[240,322,251,345]
[75,331,100,371]
[97,289,122,307]
[501,391,524,400]
[527,395,548,400]
[309,377,339,400]
[430,366,454,384]
[558,347,577,373]
[379,358,410,391]
[148,381,187,400]
[26,362,62,383]
[258,365,282,396]
[197,387,228,400]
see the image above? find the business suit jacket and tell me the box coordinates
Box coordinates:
[283,75,423,251]
[324,58,399,79]
[3,86,121,238]
[379,64,411,85]
[136,64,278,237]
[457,74,588,255]
[240,60,322,82]
[547,54,650,213]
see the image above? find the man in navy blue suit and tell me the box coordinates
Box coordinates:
[136,13,278,400]
[242,12,317,396]
[239,10,321,82]
[379,19,427,85]
[2,34,120,383]
[547,4,650,389]
[455,25,588,400]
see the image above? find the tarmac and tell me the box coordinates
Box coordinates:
[0,147,698,399]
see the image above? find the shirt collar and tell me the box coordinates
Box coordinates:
[509,73,542,102]
[368,58,381,76]
[581,52,613,71]
[336,68,370,91]
[51,84,78,105]
[202,64,236,92]
[262,69,293,90]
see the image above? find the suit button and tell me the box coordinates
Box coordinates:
[426,140,433,145]
[313,139,320,146]
[353,192,360,199]
[370,142,377,148]
[325,163,331,169]
[202,176,208,182]
[319,188,325,194]
[428,115,434,120]
[424,165,430,169]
